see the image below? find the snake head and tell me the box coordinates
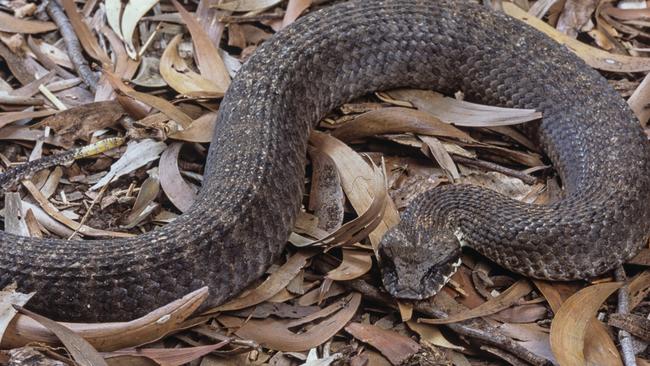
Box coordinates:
[378,225,462,300]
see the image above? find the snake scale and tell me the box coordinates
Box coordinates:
[0,0,648,322]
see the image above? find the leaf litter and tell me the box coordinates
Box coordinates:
[0,1,648,365]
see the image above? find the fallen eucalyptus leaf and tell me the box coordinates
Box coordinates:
[549,282,622,366]
[212,251,315,312]
[504,2,650,72]
[90,139,167,191]
[159,142,197,213]
[345,322,421,365]
[218,293,361,352]
[3,287,209,352]
[420,280,533,324]
[14,306,109,366]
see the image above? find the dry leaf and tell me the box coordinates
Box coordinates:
[504,2,650,72]
[172,0,231,92]
[13,200,74,238]
[131,57,166,88]
[60,0,111,66]
[170,113,217,143]
[36,101,124,147]
[14,306,109,366]
[4,193,28,236]
[215,0,283,12]
[91,139,166,190]
[159,142,197,213]
[24,209,43,238]
[549,282,622,366]
[212,251,315,312]
[492,304,548,323]
[420,280,532,324]
[406,321,464,351]
[331,107,474,143]
[0,109,57,130]
[0,12,57,33]
[28,37,73,69]
[0,287,33,345]
[309,131,398,250]
[106,74,192,127]
[3,287,209,352]
[105,0,123,40]
[326,249,372,281]
[22,180,132,238]
[345,322,421,365]
[628,72,650,126]
[104,341,229,366]
[282,0,312,28]
[230,302,320,319]
[218,293,361,352]
[160,35,223,97]
[283,295,346,330]
[556,0,598,38]
[121,0,159,59]
[420,135,460,182]
[627,270,650,309]
[294,138,389,251]
[535,280,623,366]
[384,89,542,127]
[498,323,555,362]
[307,147,344,232]
[123,170,160,228]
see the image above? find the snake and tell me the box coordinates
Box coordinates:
[0,0,648,322]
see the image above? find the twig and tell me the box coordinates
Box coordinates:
[609,314,650,342]
[615,267,638,366]
[452,155,538,185]
[45,0,98,92]
[345,279,552,366]
[0,95,44,106]
[67,180,110,240]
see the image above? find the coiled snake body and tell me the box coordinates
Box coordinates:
[1,0,649,321]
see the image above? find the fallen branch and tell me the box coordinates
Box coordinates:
[45,0,98,92]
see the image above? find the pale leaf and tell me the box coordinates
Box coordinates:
[3,288,208,352]
[160,35,222,97]
[90,139,166,190]
[504,2,650,72]
[121,0,159,59]
[159,142,197,213]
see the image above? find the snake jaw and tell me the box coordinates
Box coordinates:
[378,225,462,300]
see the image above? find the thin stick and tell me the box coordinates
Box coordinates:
[453,155,539,185]
[67,181,110,240]
[45,0,98,92]
[615,267,638,366]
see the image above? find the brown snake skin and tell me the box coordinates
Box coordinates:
[1,0,649,321]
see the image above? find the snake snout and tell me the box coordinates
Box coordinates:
[391,286,427,300]
[378,224,463,300]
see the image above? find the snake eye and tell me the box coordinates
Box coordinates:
[378,246,396,270]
